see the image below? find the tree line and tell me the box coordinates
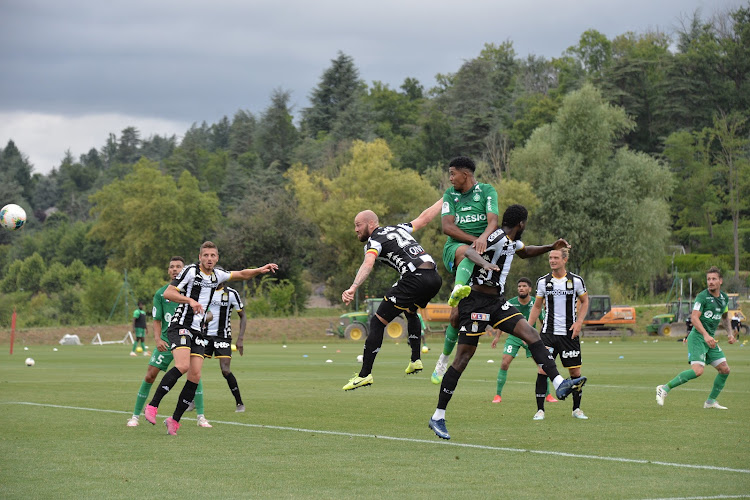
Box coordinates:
[1,5,748,328]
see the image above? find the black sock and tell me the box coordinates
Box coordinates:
[437,366,462,410]
[406,313,421,362]
[173,380,198,422]
[528,340,560,381]
[360,316,385,377]
[536,374,547,411]
[573,388,582,410]
[148,366,183,407]
[224,372,243,405]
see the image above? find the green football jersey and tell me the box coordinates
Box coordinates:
[508,296,544,327]
[152,284,180,341]
[690,289,728,337]
[441,182,499,246]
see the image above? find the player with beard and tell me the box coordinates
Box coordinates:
[144,241,278,436]
[341,201,443,391]
[429,205,585,440]
[490,277,557,403]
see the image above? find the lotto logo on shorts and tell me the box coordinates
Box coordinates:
[562,350,580,358]
[195,337,209,347]
[215,341,230,349]
[471,313,490,321]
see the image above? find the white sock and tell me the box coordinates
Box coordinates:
[438,353,449,366]
[197,414,205,419]
[432,409,445,420]
[552,375,564,389]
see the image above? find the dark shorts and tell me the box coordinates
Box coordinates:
[166,325,207,357]
[380,268,442,320]
[541,334,582,368]
[457,290,523,347]
[203,337,232,358]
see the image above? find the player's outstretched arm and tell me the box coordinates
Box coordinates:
[342,252,376,305]
[230,263,279,281]
[517,238,570,259]
[410,198,442,232]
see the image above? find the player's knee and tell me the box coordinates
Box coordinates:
[222,369,232,378]
[500,356,513,370]
[718,364,730,375]
[692,365,704,377]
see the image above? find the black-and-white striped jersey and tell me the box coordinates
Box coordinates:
[364,223,435,276]
[169,264,232,331]
[468,228,524,295]
[205,286,244,338]
[535,272,587,336]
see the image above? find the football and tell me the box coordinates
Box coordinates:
[1,204,26,230]
[135,346,143,353]
[25,357,35,366]
[356,354,363,363]
[421,345,429,353]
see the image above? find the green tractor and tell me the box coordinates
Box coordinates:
[328,298,408,341]
[647,300,692,337]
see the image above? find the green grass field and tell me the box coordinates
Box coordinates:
[1,336,749,499]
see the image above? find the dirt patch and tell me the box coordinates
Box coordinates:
[2,316,343,346]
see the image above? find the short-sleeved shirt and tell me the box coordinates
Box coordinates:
[205,286,244,338]
[364,223,435,276]
[467,228,524,295]
[690,289,729,338]
[153,284,180,342]
[440,183,499,247]
[508,295,544,326]
[170,264,232,331]
[133,308,147,329]
[535,272,587,336]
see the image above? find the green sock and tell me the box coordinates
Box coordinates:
[131,342,137,353]
[134,380,152,416]
[666,369,698,391]
[194,379,205,414]
[708,372,729,401]
[546,380,551,396]
[442,324,458,356]
[496,369,508,396]
[454,258,475,287]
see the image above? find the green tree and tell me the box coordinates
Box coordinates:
[256,88,300,171]
[301,51,370,140]
[88,158,221,269]
[710,112,750,278]
[287,139,441,301]
[512,84,673,287]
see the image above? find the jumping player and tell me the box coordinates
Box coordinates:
[429,205,584,440]
[341,202,443,390]
[431,156,499,385]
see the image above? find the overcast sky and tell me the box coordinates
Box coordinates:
[0,0,744,175]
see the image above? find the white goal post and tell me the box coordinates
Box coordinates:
[91,331,135,345]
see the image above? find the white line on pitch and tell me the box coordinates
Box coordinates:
[7,401,750,475]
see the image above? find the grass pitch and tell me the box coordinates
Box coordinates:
[1,336,749,499]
